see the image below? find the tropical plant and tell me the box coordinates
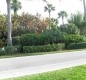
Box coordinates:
[68,12,86,34]
[44,3,55,28]
[68,12,84,26]
[11,0,22,15]
[60,23,80,34]
[58,11,68,25]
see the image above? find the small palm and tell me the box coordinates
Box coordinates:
[58,11,68,25]
[11,0,22,15]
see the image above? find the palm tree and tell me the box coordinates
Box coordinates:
[11,0,22,16]
[6,0,12,46]
[82,0,86,21]
[44,4,55,28]
[58,11,68,25]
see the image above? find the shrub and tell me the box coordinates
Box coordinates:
[64,34,86,43]
[67,42,86,49]
[0,46,20,55]
[38,33,50,45]
[43,29,65,43]
[5,46,19,54]
[12,36,20,46]
[60,23,80,34]
[0,39,5,47]
[20,34,39,46]
[23,43,65,53]
[0,48,6,55]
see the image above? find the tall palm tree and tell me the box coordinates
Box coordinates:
[6,0,12,46]
[11,0,22,16]
[58,11,68,25]
[44,4,55,28]
[82,0,86,21]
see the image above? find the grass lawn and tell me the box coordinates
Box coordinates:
[6,65,86,80]
[0,48,86,59]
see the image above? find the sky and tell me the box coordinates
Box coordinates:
[0,0,84,24]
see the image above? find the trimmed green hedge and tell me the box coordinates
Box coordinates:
[0,46,20,55]
[67,42,86,49]
[23,43,65,53]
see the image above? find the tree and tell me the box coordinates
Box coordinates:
[44,3,55,28]
[68,12,84,26]
[60,23,80,34]
[11,0,22,15]
[82,0,86,21]
[6,0,12,46]
[58,11,68,25]
[68,12,86,35]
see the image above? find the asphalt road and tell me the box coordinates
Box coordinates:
[0,50,86,79]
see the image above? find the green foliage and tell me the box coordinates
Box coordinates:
[44,4,55,13]
[68,12,84,27]
[23,43,65,53]
[20,29,66,47]
[12,36,20,46]
[0,39,5,47]
[67,42,86,49]
[60,23,80,34]
[58,11,68,24]
[20,29,86,48]
[5,46,18,54]
[67,12,86,35]
[0,48,6,55]
[11,0,22,15]
[64,34,86,43]
[0,46,20,55]
[44,29,65,43]
[50,18,58,29]
[20,34,39,46]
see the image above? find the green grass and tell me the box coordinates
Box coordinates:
[6,65,86,80]
[0,48,86,59]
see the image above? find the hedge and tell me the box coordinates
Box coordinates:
[67,42,86,49]
[23,43,65,53]
[0,46,20,55]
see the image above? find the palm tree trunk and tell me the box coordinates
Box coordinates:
[62,17,64,25]
[14,9,17,16]
[6,0,12,46]
[83,0,86,21]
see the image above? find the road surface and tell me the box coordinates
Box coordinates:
[0,50,86,79]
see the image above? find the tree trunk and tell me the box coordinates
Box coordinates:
[14,9,17,16]
[83,0,86,21]
[62,17,64,25]
[6,0,12,46]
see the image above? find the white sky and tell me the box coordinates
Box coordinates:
[0,0,84,17]
[0,0,84,24]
